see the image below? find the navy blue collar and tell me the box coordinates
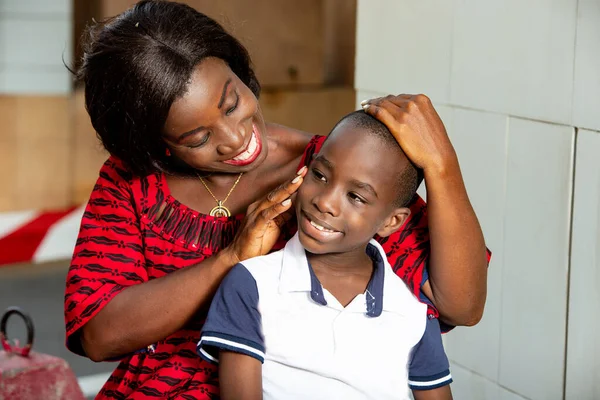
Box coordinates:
[307,242,385,317]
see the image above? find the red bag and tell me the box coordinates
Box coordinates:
[0,307,85,400]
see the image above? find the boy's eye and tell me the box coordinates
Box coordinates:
[349,192,366,204]
[226,93,239,116]
[311,168,327,182]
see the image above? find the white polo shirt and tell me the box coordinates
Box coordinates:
[198,233,452,399]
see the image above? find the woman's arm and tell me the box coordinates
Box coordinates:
[363,94,487,326]
[78,168,307,361]
[219,351,263,400]
[81,248,235,361]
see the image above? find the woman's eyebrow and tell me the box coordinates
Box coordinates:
[218,78,232,109]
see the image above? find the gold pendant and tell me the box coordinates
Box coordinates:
[209,201,231,218]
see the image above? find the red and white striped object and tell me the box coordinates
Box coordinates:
[0,206,85,266]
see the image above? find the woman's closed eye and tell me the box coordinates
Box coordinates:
[188,132,211,148]
[226,92,239,116]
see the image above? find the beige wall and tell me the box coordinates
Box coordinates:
[0,96,72,211]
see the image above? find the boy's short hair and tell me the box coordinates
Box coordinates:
[328,110,424,207]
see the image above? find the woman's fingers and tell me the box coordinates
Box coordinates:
[361,93,454,171]
[361,99,405,134]
[272,207,295,228]
[257,166,307,212]
[258,198,294,226]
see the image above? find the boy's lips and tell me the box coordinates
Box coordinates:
[300,211,343,242]
[222,124,262,166]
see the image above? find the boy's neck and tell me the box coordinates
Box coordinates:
[305,243,375,308]
[306,244,373,277]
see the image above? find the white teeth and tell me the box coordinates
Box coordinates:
[310,219,335,233]
[232,132,258,161]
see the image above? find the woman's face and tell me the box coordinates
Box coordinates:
[163,57,268,174]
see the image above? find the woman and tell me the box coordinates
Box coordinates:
[65,1,489,398]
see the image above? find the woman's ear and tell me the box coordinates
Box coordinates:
[377,207,411,238]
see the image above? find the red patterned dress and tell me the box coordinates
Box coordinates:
[65,135,488,399]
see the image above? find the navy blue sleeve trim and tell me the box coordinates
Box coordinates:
[197,264,264,364]
[408,317,452,390]
[198,331,265,364]
[409,370,453,390]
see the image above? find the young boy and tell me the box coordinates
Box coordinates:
[197,110,453,400]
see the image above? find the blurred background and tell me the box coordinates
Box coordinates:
[0,0,598,399]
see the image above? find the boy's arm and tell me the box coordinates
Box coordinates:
[219,351,263,400]
[197,264,266,398]
[413,386,453,400]
[408,317,453,392]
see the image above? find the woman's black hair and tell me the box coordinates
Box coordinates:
[77,0,260,176]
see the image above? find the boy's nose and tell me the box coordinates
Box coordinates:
[312,189,340,217]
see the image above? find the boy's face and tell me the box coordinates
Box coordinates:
[295,122,410,255]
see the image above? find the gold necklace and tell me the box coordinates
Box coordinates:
[196,172,244,217]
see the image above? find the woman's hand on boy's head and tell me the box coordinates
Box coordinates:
[361,94,458,174]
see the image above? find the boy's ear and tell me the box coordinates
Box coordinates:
[377,207,411,238]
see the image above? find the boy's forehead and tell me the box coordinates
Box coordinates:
[319,121,406,192]
[322,123,383,158]
[320,126,399,181]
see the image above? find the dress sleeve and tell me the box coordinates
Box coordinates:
[408,317,453,390]
[297,135,327,171]
[64,158,148,356]
[197,264,264,364]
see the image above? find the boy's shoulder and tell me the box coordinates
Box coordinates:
[238,248,286,280]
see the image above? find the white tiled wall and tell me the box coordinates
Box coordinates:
[357,1,596,399]
[572,0,600,132]
[443,109,508,383]
[451,362,529,400]
[565,129,600,400]
[355,0,454,103]
[0,0,70,14]
[0,0,72,94]
[499,119,573,400]
[450,0,577,125]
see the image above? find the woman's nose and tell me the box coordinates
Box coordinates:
[216,125,245,156]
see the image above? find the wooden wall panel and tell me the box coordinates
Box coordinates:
[260,87,356,136]
[76,0,355,87]
[0,96,71,211]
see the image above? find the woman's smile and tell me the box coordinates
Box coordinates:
[223,124,263,166]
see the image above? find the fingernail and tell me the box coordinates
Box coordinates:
[362,103,369,110]
[282,199,291,206]
[360,99,369,105]
[297,166,307,175]
[292,175,301,184]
